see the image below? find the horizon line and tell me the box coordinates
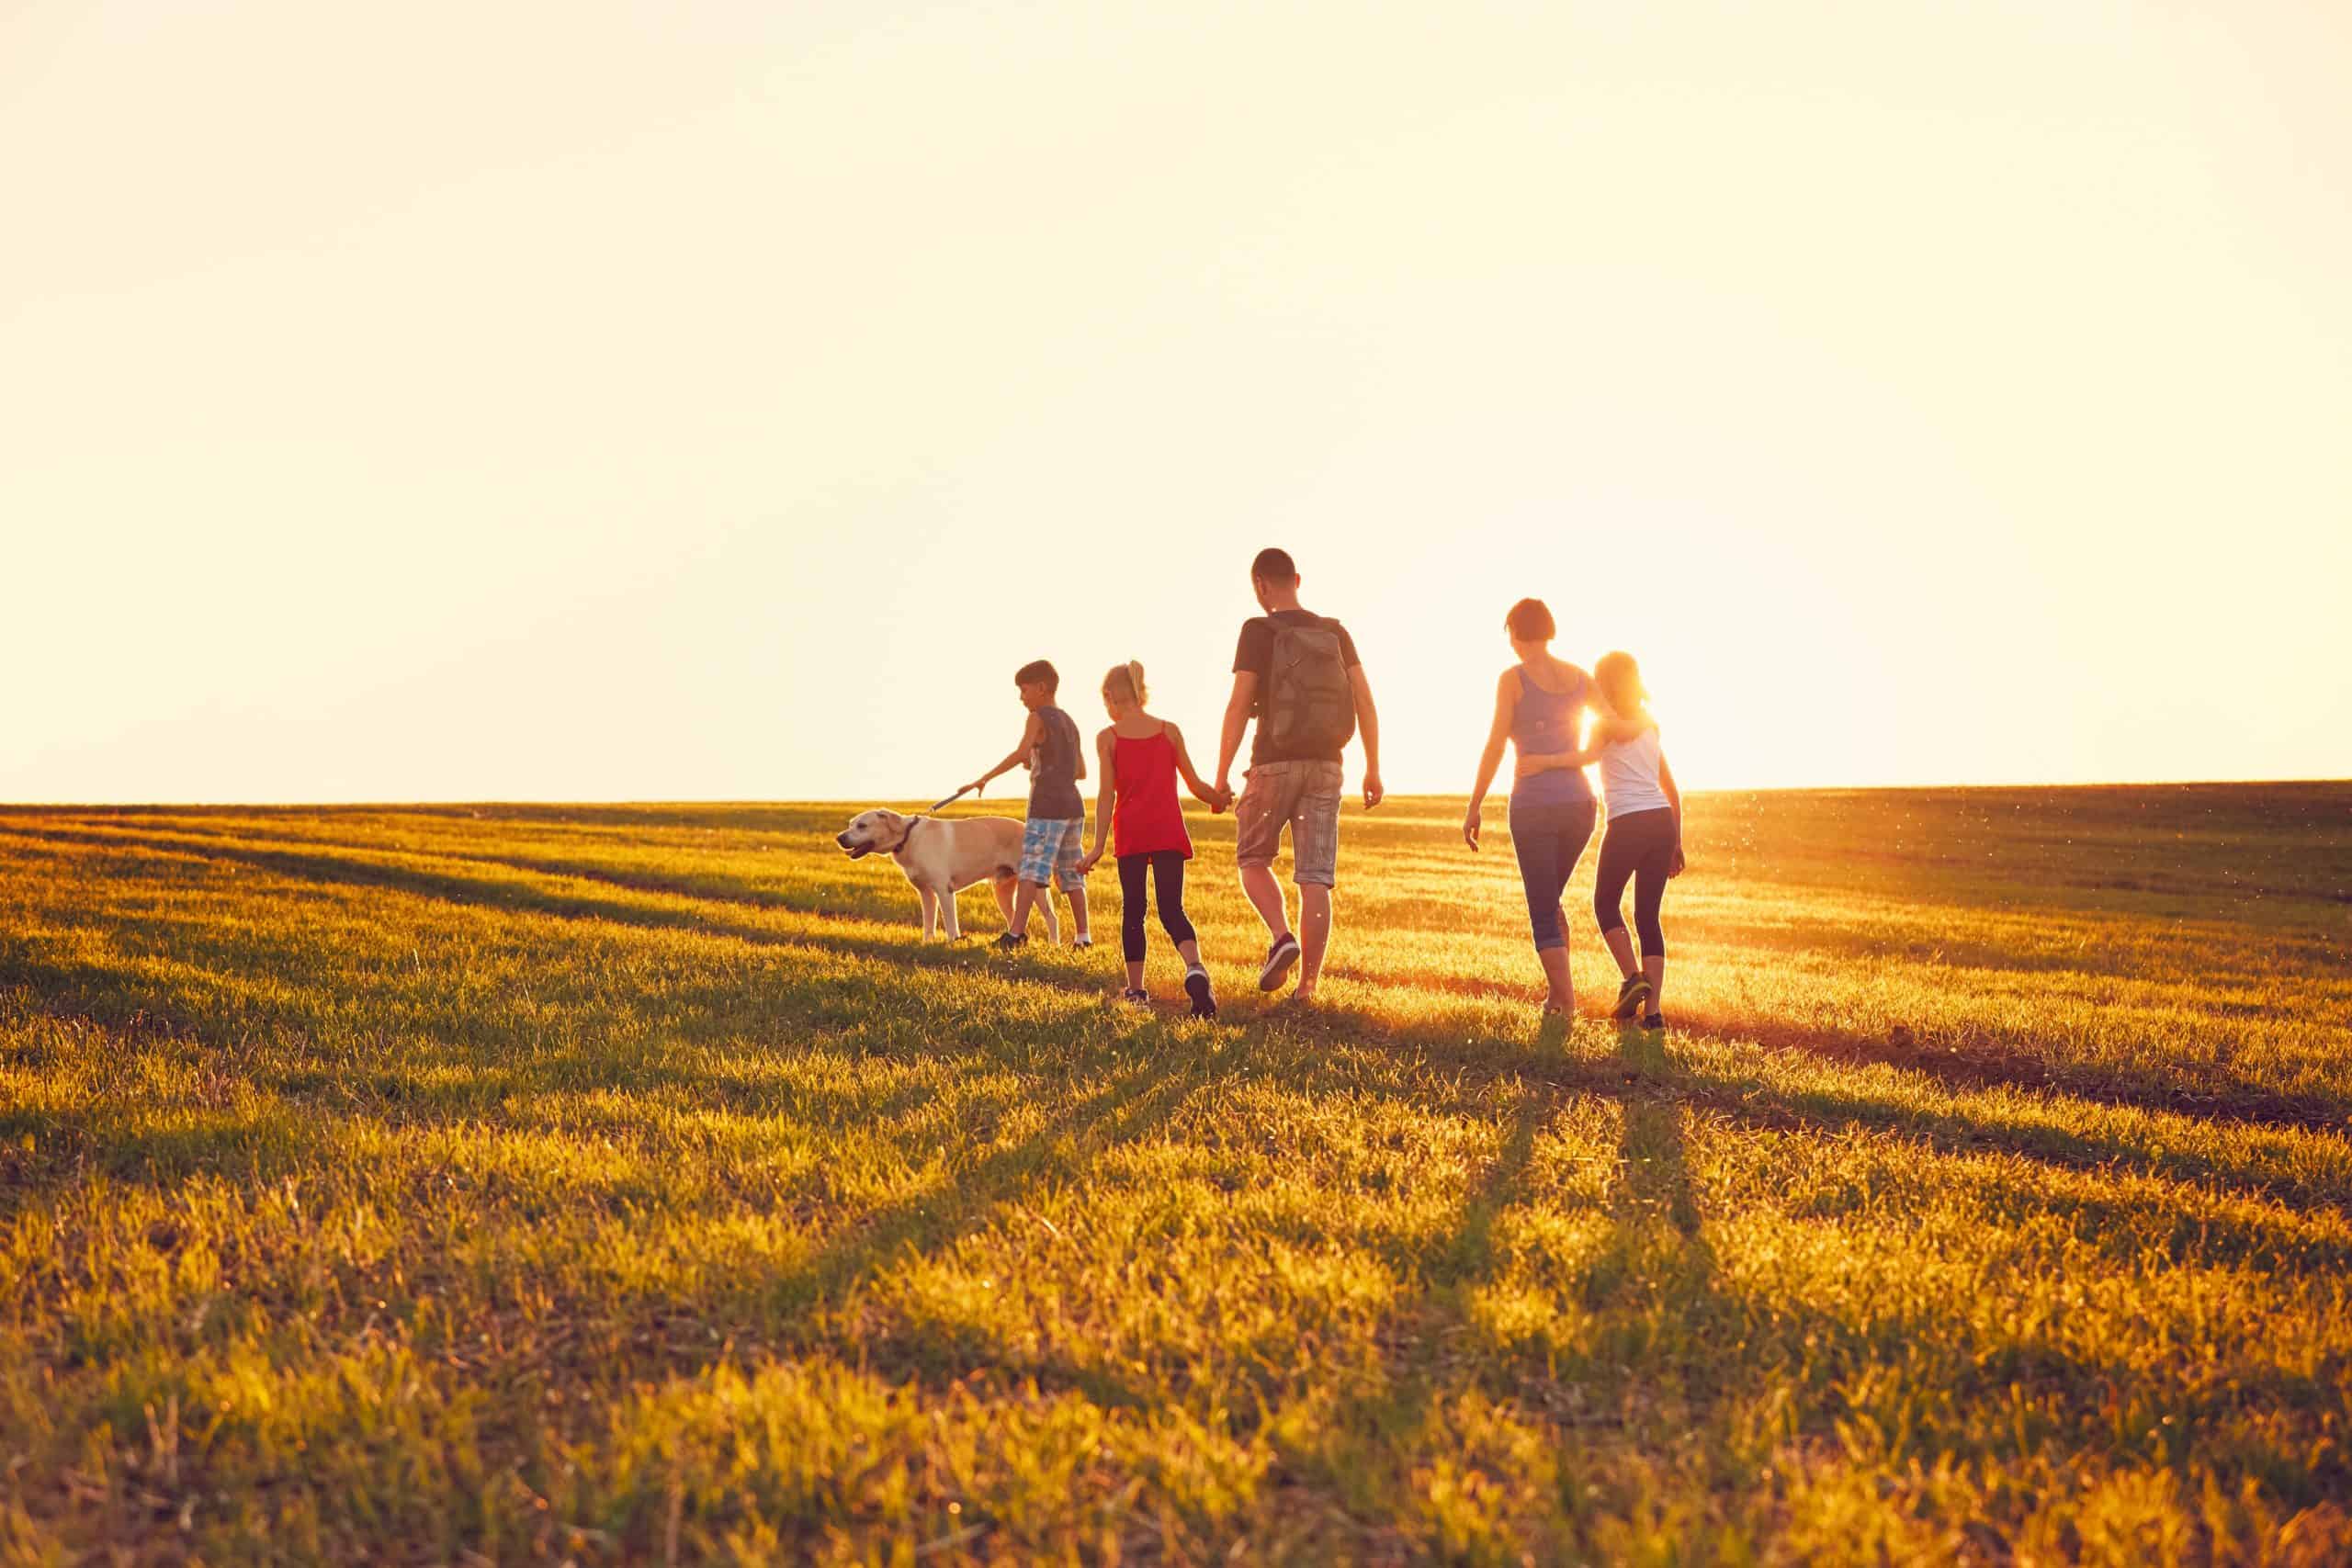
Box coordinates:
[4,774,2346,813]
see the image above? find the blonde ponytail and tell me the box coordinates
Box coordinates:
[1102,660,1148,707]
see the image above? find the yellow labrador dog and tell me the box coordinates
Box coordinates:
[834,809,1058,942]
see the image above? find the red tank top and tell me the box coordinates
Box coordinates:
[1111,728,1193,859]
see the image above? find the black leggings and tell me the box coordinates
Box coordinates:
[1594,807,1676,958]
[1117,851,1196,964]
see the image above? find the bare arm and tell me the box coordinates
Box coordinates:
[966,713,1043,793]
[1215,672,1256,798]
[1350,665,1384,808]
[1517,713,1657,776]
[1464,671,1517,849]
[1164,723,1220,806]
[1517,739,1605,773]
[1083,730,1117,863]
[1580,680,1645,747]
[1660,750,1687,874]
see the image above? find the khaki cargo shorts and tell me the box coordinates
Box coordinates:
[1235,759,1344,888]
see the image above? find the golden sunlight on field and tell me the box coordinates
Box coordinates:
[2,784,2346,1562]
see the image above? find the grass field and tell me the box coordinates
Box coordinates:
[3,784,2349,1564]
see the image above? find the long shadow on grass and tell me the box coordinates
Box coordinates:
[782,1059,1208,1401]
[1259,974,2349,1141]
[0,1103,320,1213]
[0,824,1136,1007]
[773,1047,1200,1321]
[1589,1058,2352,1535]
[1272,1035,1752,1556]
[527,1046,1211,1401]
[14,826,2346,1218]
[1671,1004,2350,1136]
[1295,1029,2350,1560]
[1248,1000,2352,1216]
[1671,1058,2352,1215]
[28,814,867,922]
[34,818,2342,1150]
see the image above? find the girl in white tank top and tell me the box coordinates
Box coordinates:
[1515,651,1684,1027]
[1598,726,1672,818]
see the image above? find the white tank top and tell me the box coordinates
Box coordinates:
[1599,728,1671,818]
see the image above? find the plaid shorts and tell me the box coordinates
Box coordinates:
[1018,817,1087,890]
[1235,760,1344,887]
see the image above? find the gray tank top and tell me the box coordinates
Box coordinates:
[1511,665,1595,807]
[1028,706,1084,819]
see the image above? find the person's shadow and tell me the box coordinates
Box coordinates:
[1580,1026,1724,1385]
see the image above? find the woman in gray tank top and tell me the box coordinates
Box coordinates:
[1461,599,1644,1015]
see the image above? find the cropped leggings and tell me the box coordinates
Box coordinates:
[1510,797,1598,953]
[1594,807,1676,957]
[1116,851,1197,964]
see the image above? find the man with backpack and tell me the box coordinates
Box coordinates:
[1213,547,1385,1001]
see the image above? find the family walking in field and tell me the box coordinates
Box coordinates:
[835,547,1682,1027]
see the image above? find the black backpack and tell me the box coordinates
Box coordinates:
[1258,616,1356,754]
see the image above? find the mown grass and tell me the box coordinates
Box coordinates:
[1,784,2347,1564]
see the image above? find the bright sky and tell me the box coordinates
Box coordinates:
[6,1,2347,804]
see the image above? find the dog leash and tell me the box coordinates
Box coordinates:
[887,784,978,857]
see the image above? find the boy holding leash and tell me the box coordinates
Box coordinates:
[962,660,1094,950]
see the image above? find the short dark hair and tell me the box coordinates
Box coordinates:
[1013,659,1058,693]
[1505,598,1555,642]
[1250,547,1297,583]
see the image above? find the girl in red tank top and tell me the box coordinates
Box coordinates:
[1079,660,1225,1015]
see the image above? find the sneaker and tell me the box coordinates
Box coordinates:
[1258,933,1302,992]
[1183,968,1217,1019]
[1070,935,1093,950]
[993,931,1028,951]
[1642,1012,1668,1032]
[1612,976,1653,1021]
[1121,987,1150,1006]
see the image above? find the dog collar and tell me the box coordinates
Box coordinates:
[888,817,924,856]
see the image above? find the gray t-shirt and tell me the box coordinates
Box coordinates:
[1233,611,1363,766]
[1027,705,1085,819]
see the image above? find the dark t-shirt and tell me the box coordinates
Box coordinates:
[1027,705,1085,819]
[1232,610,1363,766]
